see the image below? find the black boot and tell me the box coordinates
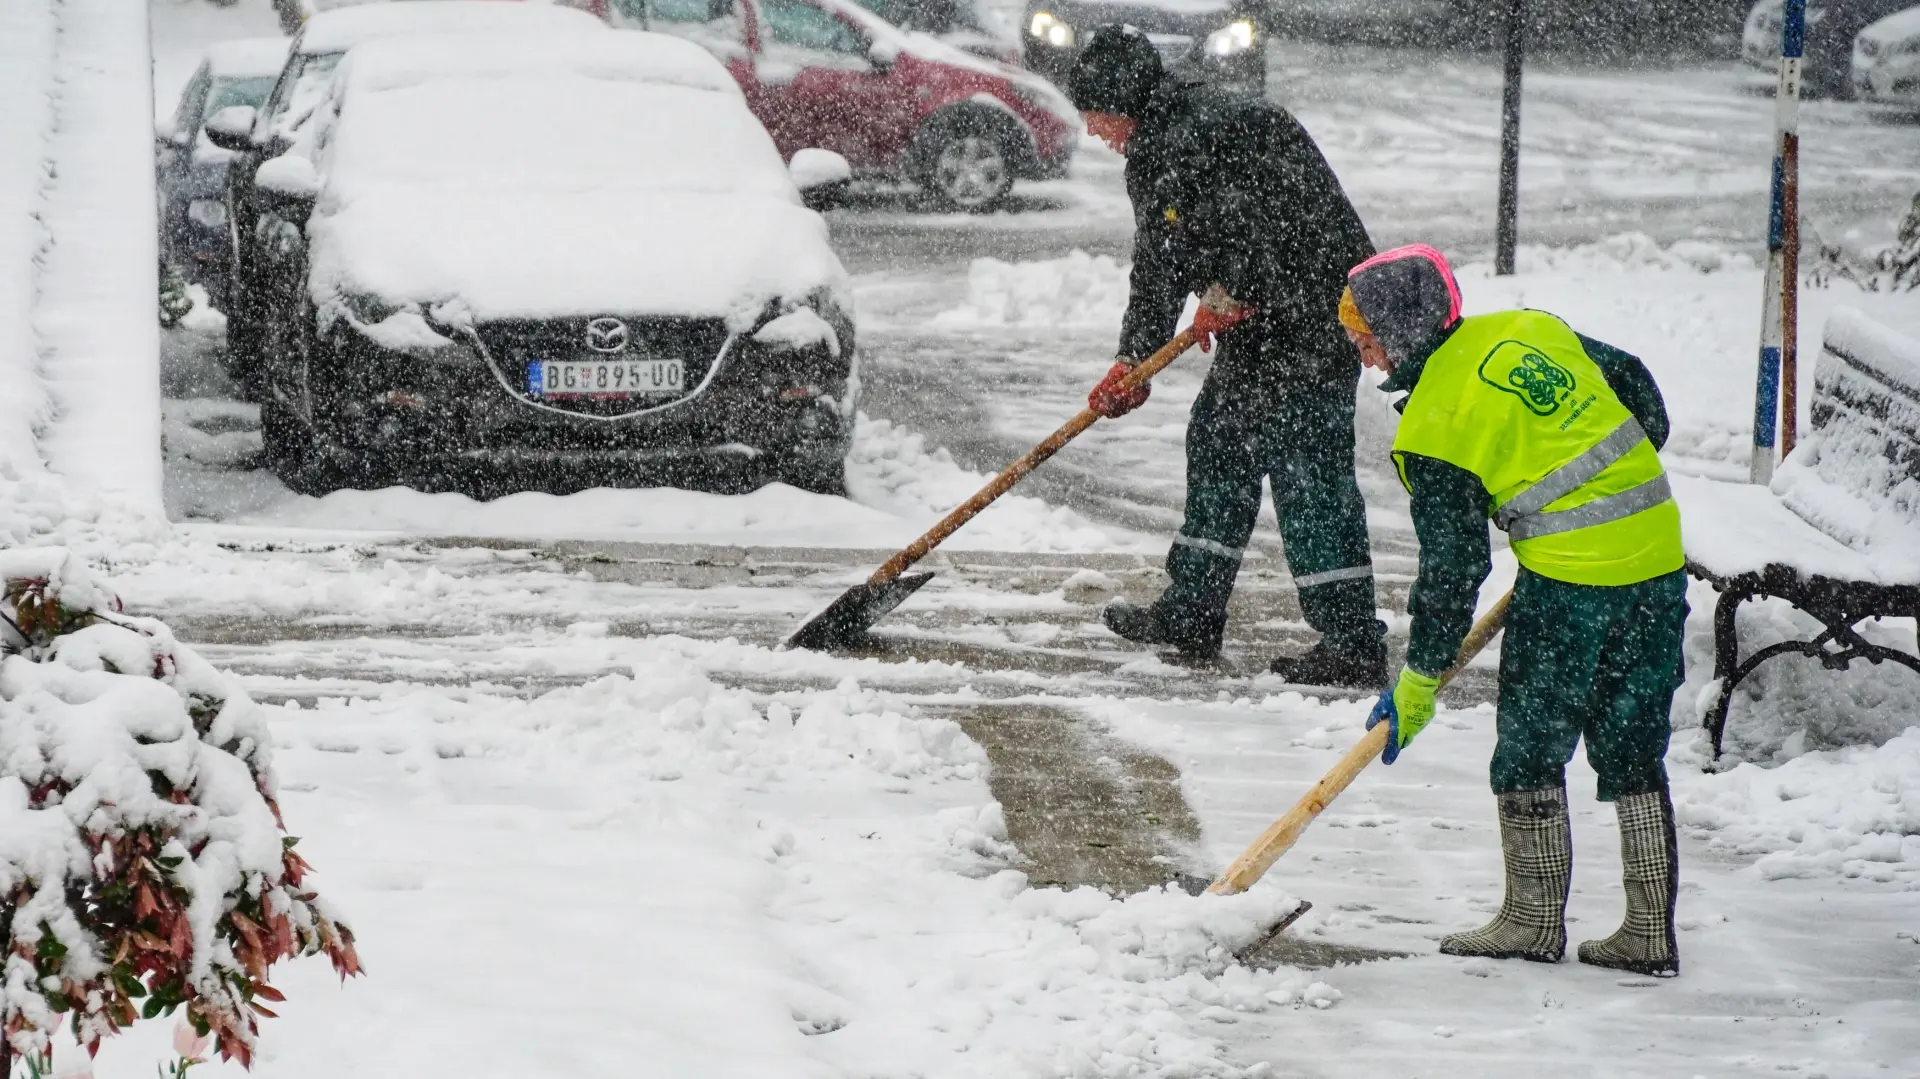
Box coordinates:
[1102,600,1222,658]
[1268,636,1387,690]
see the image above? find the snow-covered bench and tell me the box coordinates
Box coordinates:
[1673,308,1920,757]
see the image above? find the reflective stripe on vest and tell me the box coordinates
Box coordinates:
[1492,416,1673,539]
[1506,473,1673,541]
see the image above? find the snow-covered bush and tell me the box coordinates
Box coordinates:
[0,549,358,1068]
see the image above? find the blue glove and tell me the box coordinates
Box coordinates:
[1366,666,1440,765]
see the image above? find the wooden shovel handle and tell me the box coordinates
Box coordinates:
[866,329,1200,586]
[1206,589,1514,896]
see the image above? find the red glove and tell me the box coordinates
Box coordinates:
[1088,361,1150,418]
[1192,302,1253,353]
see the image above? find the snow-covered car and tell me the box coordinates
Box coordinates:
[1019,0,1265,97]
[155,37,288,309]
[1741,0,1915,96]
[244,32,859,497]
[203,0,607,396]
[1853,4,1920,103]
[614,0,1078,210]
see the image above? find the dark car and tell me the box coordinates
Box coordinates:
[1742,0,1917,96]
[239,33,859,498]
[1019,0,1265,95]
[155,38,288,309]
[202,1,607,398]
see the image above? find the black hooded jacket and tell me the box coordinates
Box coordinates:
[1118,78,1375,377]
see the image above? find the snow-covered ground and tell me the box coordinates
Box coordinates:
[0,1,1904,1074]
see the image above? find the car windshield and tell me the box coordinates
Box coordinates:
[270,51,346,134]
[203,76,277,122]
[327,78,793,201]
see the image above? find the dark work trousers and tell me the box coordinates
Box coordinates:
[1153,330,1382,655]
[1492,568,1688,801]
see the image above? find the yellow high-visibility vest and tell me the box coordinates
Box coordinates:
[1392,310,1684,587]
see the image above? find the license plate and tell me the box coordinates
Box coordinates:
[527,358,683,397]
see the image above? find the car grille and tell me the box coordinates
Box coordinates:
[471,315,731,419]
[1861,38,1883,59]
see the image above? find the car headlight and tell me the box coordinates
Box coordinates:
[1902,38,1920,57]
[186,199,228,229]
[1029,11,1074,48]
[1206,19,1255,57]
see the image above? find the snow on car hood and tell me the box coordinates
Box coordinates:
[304,72,844,325]
[308,187,845,324]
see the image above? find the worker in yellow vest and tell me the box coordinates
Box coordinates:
[1344,244,1686,978]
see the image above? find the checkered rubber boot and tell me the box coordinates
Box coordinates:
[1578,788,1680,977]
[1439,787,1571,963]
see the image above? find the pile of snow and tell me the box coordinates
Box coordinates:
[1675,728,1920,887]
[848,415,1135,552]
[204,412,1138,553]
[934,250,1131,329]
[128,643,1332,1077]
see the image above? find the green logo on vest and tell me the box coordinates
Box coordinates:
[1479,340,1576,416]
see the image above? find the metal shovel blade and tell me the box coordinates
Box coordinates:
[783,572,935,651]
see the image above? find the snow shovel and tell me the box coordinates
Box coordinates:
[785,328,1201,651]
[1205,589,1514,896]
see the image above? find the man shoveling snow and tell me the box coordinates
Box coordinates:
[1064,25,1388,690]
[1348,244,1687,977]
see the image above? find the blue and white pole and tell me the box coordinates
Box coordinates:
[1751,0,1804,485]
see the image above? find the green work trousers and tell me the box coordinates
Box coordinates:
[1156,342,1380,652]
[1492,567,1688,801]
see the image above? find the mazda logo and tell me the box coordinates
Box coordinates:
[585,317,629,353]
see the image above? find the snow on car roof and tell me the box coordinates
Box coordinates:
[204,37,292,79]
[1861,4,1920,42]
[328,72,781,199]
[294,0,605,56]
[334,29,738,97]
[311,31,837,319]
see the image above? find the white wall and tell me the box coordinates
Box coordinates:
[0,0,164,517]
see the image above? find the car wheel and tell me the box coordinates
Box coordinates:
[260,310,344,497]
[918,119,1018,212]
[224,306,267,403]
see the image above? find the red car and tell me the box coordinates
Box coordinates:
[611,0,1079,210]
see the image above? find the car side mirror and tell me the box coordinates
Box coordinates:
[203,105,257,152]
[790,148,852,211]
[154,118,188,149]
[255,154,320,224]
[867,39,900,72]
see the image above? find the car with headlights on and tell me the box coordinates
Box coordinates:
[1020,0,1264,96]
[1741,0,1915,96]
[201,0,607,398]
[155,37,288,309]
[1853,4,1920,103]
[242,32,860,497]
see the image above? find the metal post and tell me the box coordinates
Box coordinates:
[1751,0,1804,483]
[1494,0,1524,276]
